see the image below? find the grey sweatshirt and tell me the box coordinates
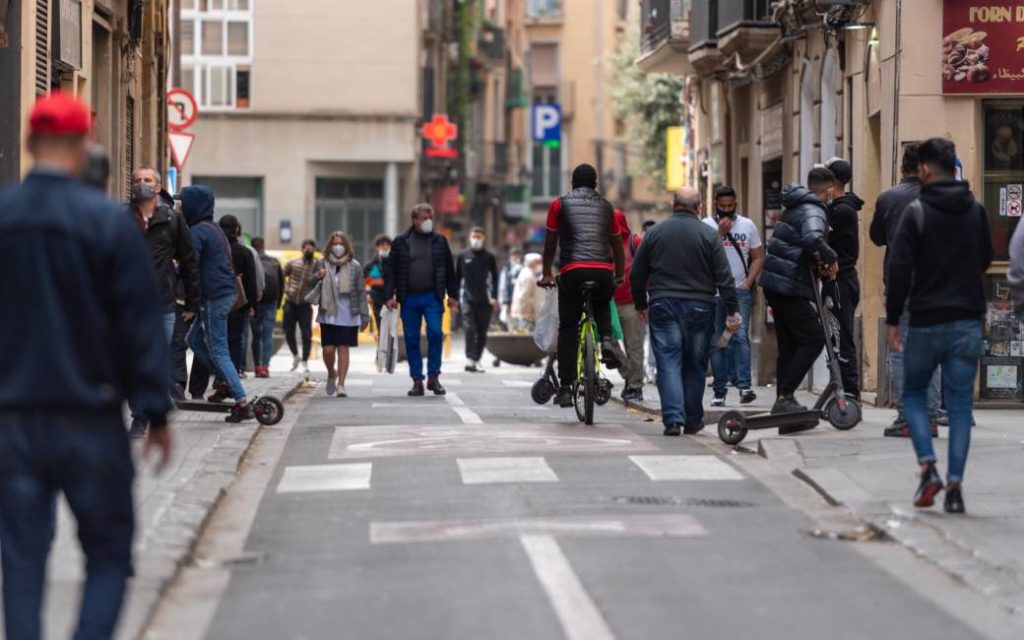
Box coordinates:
[1010,221,1024,317]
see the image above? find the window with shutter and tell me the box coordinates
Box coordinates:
[125,96,135,197]
[35,0,49,95]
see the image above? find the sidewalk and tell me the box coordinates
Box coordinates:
[39,356,305,640]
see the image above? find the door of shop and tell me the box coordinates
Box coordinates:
[315,179,385,264]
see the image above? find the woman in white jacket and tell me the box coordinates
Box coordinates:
[510,253,544,331]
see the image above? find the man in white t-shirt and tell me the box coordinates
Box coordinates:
[703,186,764,406]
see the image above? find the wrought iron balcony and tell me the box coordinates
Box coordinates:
[715,0,779,63]
[637,0,691,74]
[477,24,506,65]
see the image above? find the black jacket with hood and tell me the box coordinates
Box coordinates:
[828,192,864,281]
[759,184,838,300]
[885,180,993,327]
[181,185,237,302]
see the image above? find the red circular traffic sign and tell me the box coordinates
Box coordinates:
[166,88,199,132]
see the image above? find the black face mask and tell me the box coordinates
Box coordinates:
[303,251,314,261]
[715,210,736,221]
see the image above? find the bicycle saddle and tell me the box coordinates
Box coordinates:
[580,281,599,291]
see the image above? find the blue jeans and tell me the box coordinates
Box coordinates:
[891,313,941,418]
[710,289,753,393]
[188,295,246,402]
[401,292,444,381]
[130,312,177,420]
[649,298,714,427]
[252,302,278,367]
[0,413,134,640]
[903,320,983,483]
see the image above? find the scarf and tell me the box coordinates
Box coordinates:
[320,254,352,315]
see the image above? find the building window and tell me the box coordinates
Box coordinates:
[192,176,264,238]
[182,0,254,109]
[315,179,385,262]
[527,0,561,18]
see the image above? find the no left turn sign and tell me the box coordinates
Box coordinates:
[166,88,198,132]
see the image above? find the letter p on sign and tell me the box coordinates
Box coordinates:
[532,104,562,143]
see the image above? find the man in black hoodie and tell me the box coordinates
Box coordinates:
[218,215,258,380]
[760,168,839,415]
[886,137,992,514]
[823,158,864,399]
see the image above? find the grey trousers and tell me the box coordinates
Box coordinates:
[616,302,646,389]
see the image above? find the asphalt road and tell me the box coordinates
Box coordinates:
[160,358,994,640]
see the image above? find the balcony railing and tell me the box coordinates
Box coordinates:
[477,24,506,64]
[689,0,718,52]
[641,0,691,55]
[717,0,773,38]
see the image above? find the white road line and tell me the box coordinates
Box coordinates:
[457,457,558,485]
[276,464,372,493]
[502,380,535,388]
[520,535,617,640]
[445,392,483,424]
[628,455,744,481]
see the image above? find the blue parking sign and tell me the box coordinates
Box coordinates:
[532,103,562,143]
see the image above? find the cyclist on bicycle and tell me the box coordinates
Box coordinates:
[540,164,626,408]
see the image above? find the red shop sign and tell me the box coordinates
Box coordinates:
[943,3,1024,94]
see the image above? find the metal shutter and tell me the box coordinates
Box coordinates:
[34,0,49,94]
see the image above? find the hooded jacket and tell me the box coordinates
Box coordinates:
[759,184,838,300]
[886,180,993,327]
[869,177,921,285]
[181,185,237,302]
[828,192,864,281]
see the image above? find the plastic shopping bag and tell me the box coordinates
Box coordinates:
[533,287,559,353]
[377,307,400,374]
[609,299,624,341]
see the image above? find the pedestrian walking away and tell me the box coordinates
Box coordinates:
[870,144,942,437]
[886,137,992,515]
[314,232,370,397]
[703,185,763,407]
[612,208,647,401]
[0,92,173,640]
[511,253,544,330]
[364,234,392,331]
[384,203,460,396]
[630,186,740,436]
[252,236,285,378]
[457,226,499,373]
[759,168,839,415]
[497,247,524,331]
[284,239,318,373]
[181,186,254,422]
[540,163,627,409]
[219,215,259,378]
[123,164,200,437]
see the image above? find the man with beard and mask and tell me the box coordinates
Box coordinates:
[823,158,865,401]
[283,239,319,373]
[122,166,201,437]
[456,226,498,373]
[384,203,460,396]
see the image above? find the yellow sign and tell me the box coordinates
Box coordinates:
[665,126,687,191]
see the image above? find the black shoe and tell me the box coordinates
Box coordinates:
[208,381,231,403]
[408,380,425,397]
[600,339,622,370]
[621,387,644,402]
[465,363,484,373]
[683,422,705,435]
[771,395,807,414]
[884,418,938,438]
[129,418,148,438]
[914,463,944,508]
[944,484,965,514]
[170,383,187,401]
[663,423,682,436]
[555,386,574,408]
[225,403,254,423]
[711,390,726,407]
[739,389,757,404]
[427,375,446,396]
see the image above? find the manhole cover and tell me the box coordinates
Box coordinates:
[612,496,756,508]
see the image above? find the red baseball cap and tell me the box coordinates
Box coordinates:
[29,92,92,136]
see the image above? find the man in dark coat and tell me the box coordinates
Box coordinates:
[218,214,258,378]
[456,226,499,373]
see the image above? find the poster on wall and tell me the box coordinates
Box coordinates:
[943,3,1024,94]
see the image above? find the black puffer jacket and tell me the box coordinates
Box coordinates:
[384,227,458,304]
[828,192,864,281]
[759,184,838,300]
[558,187,614,267]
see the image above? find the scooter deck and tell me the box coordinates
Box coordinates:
[741,410,821,431]
[173,399,234,413]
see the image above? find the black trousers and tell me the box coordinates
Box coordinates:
[766,290,825,397]
[822,276,860,396]
[227,308,247,372]
[169,307,190,389]
[464,303,493,362]
[557,268,615,386]
[283,302,313,361]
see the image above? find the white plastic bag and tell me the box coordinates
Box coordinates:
[533,288,559,353]
[377,307,400,374]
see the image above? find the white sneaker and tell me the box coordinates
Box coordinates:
[325,376,338,397]
[301,361,310,373]
[291,355,301,372]
[337,385,347,398]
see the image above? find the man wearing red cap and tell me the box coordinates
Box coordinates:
[0,93,173,639]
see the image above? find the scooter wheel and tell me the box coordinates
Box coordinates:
[718,411,748,445]
[825,396,861,430]
[253,396,285,426]
[531,379,555,405]
[595,379,612,406]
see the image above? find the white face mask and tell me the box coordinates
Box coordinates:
[470,238,484,250]
[418,218,434,234]
[331,244,346,258]
[379,249,390,259]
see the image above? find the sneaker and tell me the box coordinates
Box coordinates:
[884,419,939,438]
[739,389,757,404]
[291,355,301,372]
[238,370,248,379]
[771,395,807,414]
[465,362,484,373]
[427,375,446,396]
[683,422,705,435]
[225,402,255,423]
[208,385,231,404]
[555,386,574,408]
[325,376,338,397]
[621,387,644,402]
[663,423,682,436]
[301,361,310,373]
[129,418,148,438]
[711,390,727,407]
[913,463,944,508]
[408,380,425,396]
[944,484,965,514]
[600,339,622,370]
[337,385,347,398]
[256,366,270,379]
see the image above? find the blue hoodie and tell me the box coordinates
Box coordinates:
[181,185,237,302]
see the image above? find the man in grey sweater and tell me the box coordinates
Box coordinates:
[630,187,740,436]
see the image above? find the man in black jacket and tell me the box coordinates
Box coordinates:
[384,204,459,396]
[760,168,839,414]
[218,215,258,381]
[886,137,992,514]
[456,227,499,373]
[823,158,865,399]
[251,237,284,378]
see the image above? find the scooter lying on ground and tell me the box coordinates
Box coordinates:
[173,393,285,425]
[717,267,862,445]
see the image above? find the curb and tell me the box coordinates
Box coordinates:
[120,375,306,640]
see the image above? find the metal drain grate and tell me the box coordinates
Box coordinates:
[612,496,756,508]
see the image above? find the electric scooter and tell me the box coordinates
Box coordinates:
[174,394,285,425]
[717,266,862,445]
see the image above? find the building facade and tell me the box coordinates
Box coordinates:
[1,0,171,192]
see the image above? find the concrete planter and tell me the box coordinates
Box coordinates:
[487,332,548,366]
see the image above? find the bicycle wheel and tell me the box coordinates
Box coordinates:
[582,328,596,425]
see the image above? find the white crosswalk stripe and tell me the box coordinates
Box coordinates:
[458,457,559,484]
[628,455,744,481]
[276,464,373,493]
